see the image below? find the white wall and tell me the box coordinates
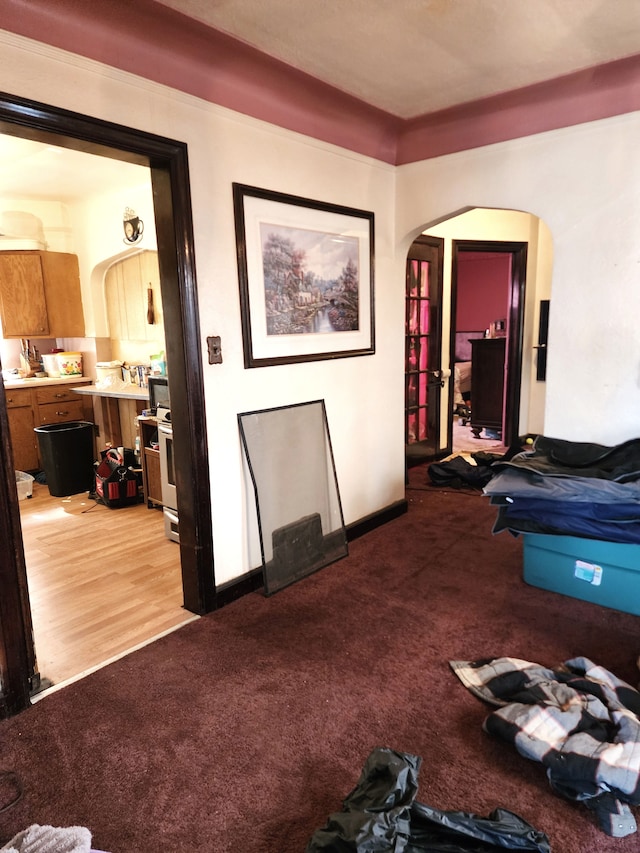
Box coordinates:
[396,114,640,446]
[0,32,399,586]
[68,180,157,338]
[4,31,639,587]
[0,199,73,253]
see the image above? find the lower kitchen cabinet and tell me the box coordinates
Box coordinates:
[6,389,39,472]
[6,379,93,472]
[138,417,163,508]
[35,385,87,425]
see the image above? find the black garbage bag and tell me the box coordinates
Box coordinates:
[306,747,550,853]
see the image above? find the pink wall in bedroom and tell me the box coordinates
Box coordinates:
[456,253,511,332]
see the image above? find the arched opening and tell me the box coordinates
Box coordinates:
[405,208,553,468]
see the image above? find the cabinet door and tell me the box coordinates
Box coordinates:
[138,418,163,507]
[143,447,163,506]
[0,253,49,337]
[41,252,85,337]
[7,402,39,472]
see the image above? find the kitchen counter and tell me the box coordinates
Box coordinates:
[71,382,149,447]
[72,383,149,401]
[4,375,92,390]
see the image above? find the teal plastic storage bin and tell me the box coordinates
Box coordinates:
[523,533,640,616]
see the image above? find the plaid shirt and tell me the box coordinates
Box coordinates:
[450,656,640,837]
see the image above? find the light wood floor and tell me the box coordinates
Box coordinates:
[18,482,197,691]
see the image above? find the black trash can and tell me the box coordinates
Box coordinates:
[34,421,95,497]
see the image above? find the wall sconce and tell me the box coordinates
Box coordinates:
[123,207,144,245]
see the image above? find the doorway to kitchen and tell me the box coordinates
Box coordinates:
[0,92,215,715]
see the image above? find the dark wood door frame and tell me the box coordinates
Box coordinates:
[0,91,216,715]
[450,240,527,448]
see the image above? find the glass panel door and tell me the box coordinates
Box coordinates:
[405,236,444,465]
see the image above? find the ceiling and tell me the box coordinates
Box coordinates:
[154,0,640,119]
[1,0,640,203]
[0,136,151,208]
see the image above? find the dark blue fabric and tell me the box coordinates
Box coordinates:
[492,505,640,543]
[491,496,640,521]
[484,468,640,504]
[485,436,640,542]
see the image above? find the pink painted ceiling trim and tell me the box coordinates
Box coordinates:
[396,53,640,165]
[1,0,639,166]
[0,0,400,163]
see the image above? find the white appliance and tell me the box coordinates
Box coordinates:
[158,421,179,543]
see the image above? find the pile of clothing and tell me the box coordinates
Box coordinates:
[451,656,640,838]
[484,435,640,543]
[428,450,504,490]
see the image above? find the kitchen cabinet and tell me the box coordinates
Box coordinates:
[0,251,85,338]
[5,378,93,472]
[6,388,39,472]
[35,385,87,425]
[138,417,163,508]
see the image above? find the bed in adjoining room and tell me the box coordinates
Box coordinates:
[453,330,484,412]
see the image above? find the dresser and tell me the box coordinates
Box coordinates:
[470,337,506,438]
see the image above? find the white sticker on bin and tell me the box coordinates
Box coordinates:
[574,560,603,586]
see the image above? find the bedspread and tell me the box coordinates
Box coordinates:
[454,360,472,403]
[450,656,640,837]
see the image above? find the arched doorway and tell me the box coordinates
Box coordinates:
[405,208,553,468]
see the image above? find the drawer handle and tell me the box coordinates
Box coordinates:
[55,410,70,416]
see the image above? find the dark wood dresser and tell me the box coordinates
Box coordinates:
[470,337,506,438]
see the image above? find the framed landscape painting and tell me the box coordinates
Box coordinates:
[233,183,375,368]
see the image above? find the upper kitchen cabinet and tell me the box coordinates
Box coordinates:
[0,250,85,338]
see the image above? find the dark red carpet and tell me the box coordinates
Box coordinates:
[0,466,638,852]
